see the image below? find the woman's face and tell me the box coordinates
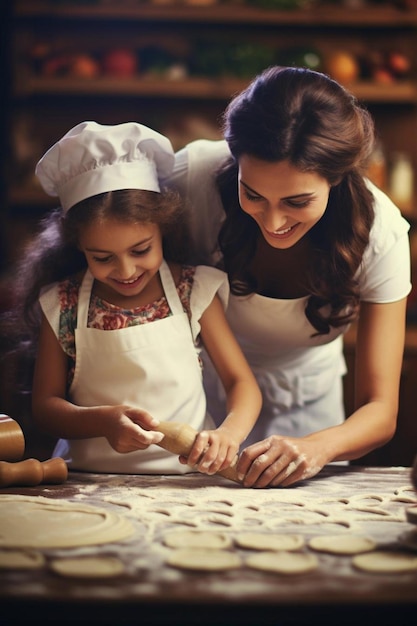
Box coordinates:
[78,218,163,299]
[238,156,331,249]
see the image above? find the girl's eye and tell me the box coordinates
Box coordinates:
[286,199,312,209]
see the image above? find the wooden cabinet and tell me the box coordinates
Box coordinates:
[7,1,417,218]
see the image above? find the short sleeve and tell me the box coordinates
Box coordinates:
[189,265,230,342]
[39,282,61,338]
[358,181,412,303]
[162,139,231,265]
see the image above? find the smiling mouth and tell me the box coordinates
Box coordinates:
[112,275,143,287]
[266,223,298,238]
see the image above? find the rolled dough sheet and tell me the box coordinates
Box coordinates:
[0,549,45,569]
[50,556,125,578]
[246,551,318,574]
[166,548,242,571]
[235,532,304,551]
[0,494,135,548]
[163,529,232,549]
[308,534,376,555]
[353,550,417,573]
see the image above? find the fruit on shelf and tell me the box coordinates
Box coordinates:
[70,54,100,78]
[101,49,138,77]
[276,46,322,71]
[324,50,360,85]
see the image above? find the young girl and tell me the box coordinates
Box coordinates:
[25,121,261,475]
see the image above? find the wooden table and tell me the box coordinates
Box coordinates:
[1,465,417,626]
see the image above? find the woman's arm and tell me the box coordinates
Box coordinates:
[32,313,164,452]
[237,298,407,487]
[184,295,262,475]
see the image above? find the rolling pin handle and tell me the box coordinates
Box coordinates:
[41,457,68,484]
[0,458,44,487]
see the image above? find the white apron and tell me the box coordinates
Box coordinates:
[203,292,347,447]
[54,260,213,473]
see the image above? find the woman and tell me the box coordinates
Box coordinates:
[166,66,411,487]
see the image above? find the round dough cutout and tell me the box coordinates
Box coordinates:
[50,556,125,578]
[353,550,417,573]
[308,534,376,555]
[0,549,45,570]
[0,495,135,548]
[235,532,304,551]
[246,551,318,575]
[163,529,232,549]
[167,548,241,571]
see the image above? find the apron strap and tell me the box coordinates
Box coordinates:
[159,260,185,316]
[77,270,95,329]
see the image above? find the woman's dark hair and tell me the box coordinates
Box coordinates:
[217,65,376,334]
[1,187,190,380]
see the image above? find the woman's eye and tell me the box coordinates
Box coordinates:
[93,255,112,263]
[244,190,263,202]
[287,199,311,209]
[133,246,151,256]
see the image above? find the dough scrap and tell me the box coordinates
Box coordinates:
[166,548,242,571]
[0,549,45,570]
[50,556,125,578]
[246,551,318,574]
[163,529,232,549]
[353,550,417,573]
[0,495,135,548]
[308,534,376,555]
[235,532,304,551]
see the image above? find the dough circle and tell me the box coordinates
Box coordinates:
[246,551,318,574]
[353,550,417,573]
[235,532,304,551]
[50,556,125,578]
[0,495,135,548]
[0,549,45,569]
[166,548,241,571]
[308,534,376,555]
[163,529,232,549]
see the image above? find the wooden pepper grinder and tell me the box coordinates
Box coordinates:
[155,421,241,484]
[0,414,68,487]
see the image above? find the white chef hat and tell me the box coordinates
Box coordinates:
[35,121,175,213]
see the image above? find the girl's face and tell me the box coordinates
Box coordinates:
[78,218,163,299]
[238,156,331,249]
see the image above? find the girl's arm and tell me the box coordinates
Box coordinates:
[237,298,407,487]
[184,295,262,475]
[32,313,164,452]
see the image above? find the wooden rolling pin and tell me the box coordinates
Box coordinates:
[156,421,241,484]
[0,457,68,487]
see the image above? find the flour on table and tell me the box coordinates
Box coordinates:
[246,551,318,574]
[352,550,417,573]
[50,556,125,578]
[308,534,376,555]
[0,495,135,548]
[235,532,304,551]
[166,548,242,571]
[163,529,232,549]
[0,549,45,569]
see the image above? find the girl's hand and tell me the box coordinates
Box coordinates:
[182,427,240,475]
[103,406,164,453]
[236,435,327,488]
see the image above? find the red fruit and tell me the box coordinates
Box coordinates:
[102,49,138,77]
[387,52,411,76]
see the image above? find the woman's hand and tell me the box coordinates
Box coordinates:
[236,435,327,488]
[103,406,164,454]
[181,426,240,475]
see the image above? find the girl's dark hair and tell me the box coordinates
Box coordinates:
[217,65,376,334]
[1,187,190,381]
